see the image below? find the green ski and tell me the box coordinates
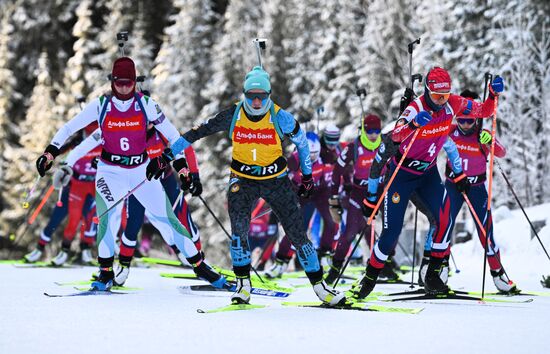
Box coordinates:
[197,303,267,313]
[282,301,423,314]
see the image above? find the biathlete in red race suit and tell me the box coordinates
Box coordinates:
[353,67,504,298]
[35,57,225,291]
[440,90,517,294]
[325,114,382,285]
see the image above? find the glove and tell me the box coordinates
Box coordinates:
[52,164,73,189]
[489,75,504,96]
[479,130,493,145]
[189,173,203,197]
[328,195,343,223]
[453,172,471,194]
[146,148,173,180]
[91,156,99,169]
[36,145,60,177]
[361,192,378,218]
[173,157,192,190]
[297,174,314,198]
[413,111,432,128]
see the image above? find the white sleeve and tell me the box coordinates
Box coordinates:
[50,98,101,149]
[64,128,102,167]
[141,96,181,145]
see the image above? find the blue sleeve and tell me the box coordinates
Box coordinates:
[277,109,312,175]
[367,178,379,196]
[170,136,191,156]
[443,137,463,174]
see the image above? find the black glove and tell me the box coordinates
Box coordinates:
[297,174,314,198]
[173,157,192,191]
[36,145,60,177]
[361,193,378,218]
[91,156,99,169]
[189,173,203,197]
[453,172,471,194]
[146,148,173,180]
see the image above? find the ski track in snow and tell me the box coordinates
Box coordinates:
[1,204,550,354]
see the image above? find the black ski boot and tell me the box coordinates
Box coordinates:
[352,264,380,299]
[324,259,344,286]
[189,253,226,289]
[418,256,430,287]
[379,258,400,281]
[424,258,450,295]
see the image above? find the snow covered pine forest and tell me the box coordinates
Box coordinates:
[0,1,550,353]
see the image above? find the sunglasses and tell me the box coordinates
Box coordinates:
[366,128,381,134]
[428,89,451,101]
[457,118,475,125]
[114,79,134,87]
[244,91,270,101]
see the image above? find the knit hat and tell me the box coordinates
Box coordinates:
[322,123,341,146]
[244,66,271,93]
[111,57,136,100]
[426,67,451,92]
[363,114,381,131]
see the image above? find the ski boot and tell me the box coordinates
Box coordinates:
[351,264,380,299]
[541,275,550,289]
[91,267,114,291]
[81,249,94,265]
[424,258,450,295]
[324,259,343,286]
[231,276,252,304]
[379,258,400,282]
[265,257,289,279]
[313,280,346,306]
[317,249,333,269]
[51,249,69,266]
[491,268,519,294]
[24,248,43,263]
[190,254,226,289]
[418,256,429,287]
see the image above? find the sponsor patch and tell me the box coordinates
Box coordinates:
[233,126,277,145]
[104,115,144,132]
[155,104,162,114]
[231,184,240,193]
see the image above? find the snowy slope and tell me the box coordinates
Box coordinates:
[1,204,550,354]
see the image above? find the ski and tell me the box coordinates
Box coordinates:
[138,257,183,267]
[14,263,82,269]
[44,290,128,297]
[282,301,423,314]
[197,303,267,314]
[74,285,142,291]
[178,284,290,298]
[162,272,293,293]
[383,292,533,304]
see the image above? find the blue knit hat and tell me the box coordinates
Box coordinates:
[244,66,271,93]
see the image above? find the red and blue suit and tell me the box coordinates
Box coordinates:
[445,125,506,271]
[368,94,496,270]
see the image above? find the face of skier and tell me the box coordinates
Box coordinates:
[113,79,135,96]
[245,89,270,110]
[457,117,475,131]
[365,128,381,142]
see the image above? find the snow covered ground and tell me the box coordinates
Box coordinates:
[1,203,549,354]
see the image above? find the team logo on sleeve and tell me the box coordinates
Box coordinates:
[155,104,162,114]
[402,109,411,117]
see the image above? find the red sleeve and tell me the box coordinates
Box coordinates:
[184,146,199,173]
[392,100,420,143]
[449,94,496,119]
[481,135,506,158]
[331,143,354,195]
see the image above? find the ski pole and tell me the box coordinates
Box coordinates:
[198,195,266,283]
[481,90,499,299]
[449,251,460,274]
[21,176,41,209]
[410,208,418,289]
[28,185,55,226]
[494,160,550,263]
[461,192,509,280]
[333,226,369,287]
[251,207,272,222]
[93,179,147,224]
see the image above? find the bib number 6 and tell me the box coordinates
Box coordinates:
[120,137,130,151]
